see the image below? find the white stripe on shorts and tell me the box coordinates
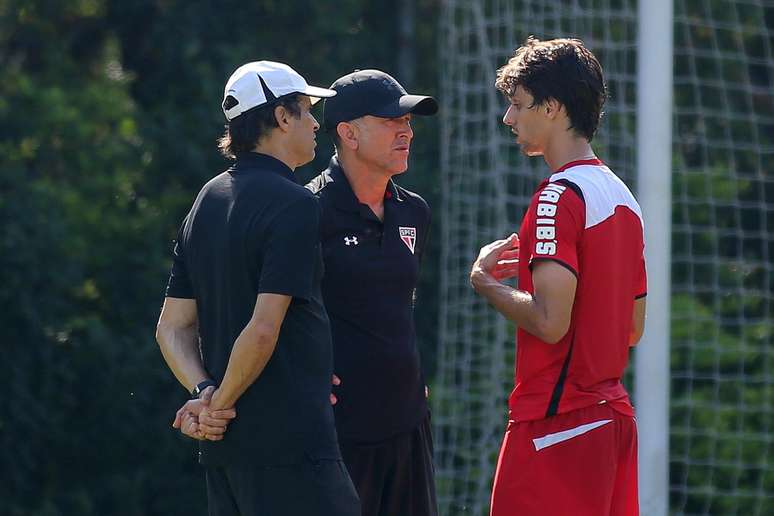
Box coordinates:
[532,419,613,451]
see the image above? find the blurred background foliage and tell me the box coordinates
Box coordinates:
[3,1,771,515]
[1,1,439,514]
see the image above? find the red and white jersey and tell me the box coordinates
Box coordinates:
[509,158,647,422]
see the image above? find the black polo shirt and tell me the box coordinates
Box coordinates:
[306,156,431,442]
[166,152,340,466]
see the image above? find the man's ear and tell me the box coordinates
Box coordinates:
[274,105,291,132]
[336,121,359,150]
[544,98,562,120]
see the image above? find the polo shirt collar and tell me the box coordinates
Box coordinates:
[233,152,295,182]
[324,155,403,214]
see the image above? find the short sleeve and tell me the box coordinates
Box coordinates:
[258,195,321,301]
[527,181,585,276]
[165,219,194,299]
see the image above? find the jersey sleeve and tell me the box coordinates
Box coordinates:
[257,195,321,302]
[527,181,585,276]
[165,218,194,299]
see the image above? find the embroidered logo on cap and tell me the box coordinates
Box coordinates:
[399,227,416,254]
[344,236,359,246]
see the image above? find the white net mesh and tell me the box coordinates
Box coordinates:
[670,1,774,514]
[435,1,773,515]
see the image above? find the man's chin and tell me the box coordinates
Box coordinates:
[520,145,543,157]
[298,150,316,167]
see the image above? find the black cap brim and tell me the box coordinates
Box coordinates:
[371,95,439,118]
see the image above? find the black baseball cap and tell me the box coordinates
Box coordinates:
[323,69,438,132]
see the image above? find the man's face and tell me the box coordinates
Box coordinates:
[502,85,550,157]
[351,113,414,176]
[287,95,320,167]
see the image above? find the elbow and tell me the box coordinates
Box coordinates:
[155,321,168,347]
[630,327,644,346]
[534,320,570,344]
[155,319,185,349]
[249,321,282,348]
[540,330,567,345]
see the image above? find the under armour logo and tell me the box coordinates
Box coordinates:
[344,236,359,246]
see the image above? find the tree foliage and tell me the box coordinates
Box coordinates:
[1,1,440,514]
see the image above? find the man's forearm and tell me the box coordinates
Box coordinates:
[471,268,549,339]
[209,322,279,411]
[156,323,210,392]
[470,239,575,344]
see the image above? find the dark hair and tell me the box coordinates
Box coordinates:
[217,93,303,158]
[495,37,606,141]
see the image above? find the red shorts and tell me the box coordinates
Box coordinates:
[490,402,638,516]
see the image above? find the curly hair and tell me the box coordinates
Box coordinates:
[495,37,607,141]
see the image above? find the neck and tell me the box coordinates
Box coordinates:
[337,152,391,206]
[253,137,297,171]
[542,132,596,172]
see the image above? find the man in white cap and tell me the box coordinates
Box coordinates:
[155,61,360,516]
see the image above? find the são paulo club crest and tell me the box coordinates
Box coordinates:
[399,226,416,254]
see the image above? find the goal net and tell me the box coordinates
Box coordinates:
[435,1,773,515]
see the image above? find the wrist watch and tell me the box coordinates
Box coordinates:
[191,379,217,398]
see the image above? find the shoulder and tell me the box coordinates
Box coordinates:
[246,168,317,204]
[550,163,631,200]
[526,178,585,234]
[395,184,430,214]
[394,184,431,231]
[550,164,642,229]
[530,178,584,209]
[264,189,320,235]
[189,171,231,213]
[241,174,319,228]
[197,171,231,194]
[305,169,334,197]
[284,185,319,213]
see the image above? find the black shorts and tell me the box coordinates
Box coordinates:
[206,457,360,516]
[339,414,438,516]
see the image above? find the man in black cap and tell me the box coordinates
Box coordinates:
[305,69,439,516]
[157,61,359,516]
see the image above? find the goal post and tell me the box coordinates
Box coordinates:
[435,1,774,515]
[634,0,673,515]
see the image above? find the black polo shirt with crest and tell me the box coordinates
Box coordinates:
[165,151,340,466]
[306,155,431,442]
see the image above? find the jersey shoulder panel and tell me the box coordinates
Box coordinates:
[550,164,643,229]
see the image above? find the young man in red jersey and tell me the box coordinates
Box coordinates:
[470,37,647,516]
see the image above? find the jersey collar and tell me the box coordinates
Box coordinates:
[232,152,295,182]
[554,158,604,173]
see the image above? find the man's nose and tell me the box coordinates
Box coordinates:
[503,105,514,125]
[401,119,414,138]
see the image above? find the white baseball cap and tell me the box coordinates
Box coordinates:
[222,61,337,121]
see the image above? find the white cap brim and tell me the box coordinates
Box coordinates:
[305,85,337,105]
